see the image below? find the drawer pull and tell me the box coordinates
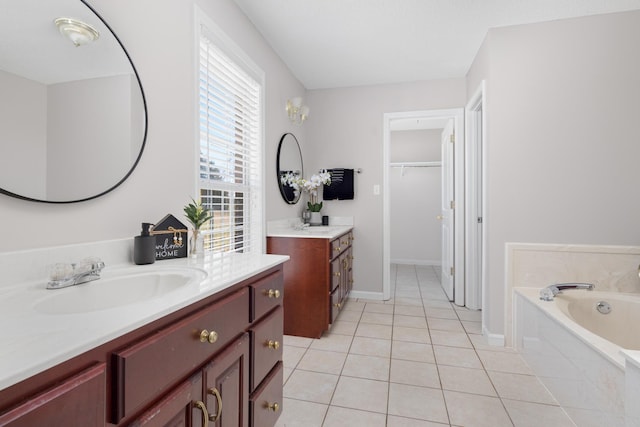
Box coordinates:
[334,272,341,277]
[194,400,210,427]
[199,329,218,344]
[267,340,280,350]
[207,387,223,422]
[334,247,341,252]
[334,302,342,309]
[266,289,281,298]
[267,402,280,412]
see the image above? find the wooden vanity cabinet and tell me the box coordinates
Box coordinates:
[267,230,353,338]
[0,265,284,427]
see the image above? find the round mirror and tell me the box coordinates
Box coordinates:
[277,133,303,204]
[0,0,147,203]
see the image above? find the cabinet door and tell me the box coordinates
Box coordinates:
[0,363,106,427]
[250,306,283,392]
[128,373,205,427]
[203,333,250,427]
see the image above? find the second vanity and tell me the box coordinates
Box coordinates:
[267,221,354,338]
[0,239,288,427]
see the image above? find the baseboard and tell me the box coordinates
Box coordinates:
[348,290,386,301]
[391,259,442,266]
[483,325,506,347]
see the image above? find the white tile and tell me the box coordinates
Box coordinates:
[360,311,394,326]
[444,390,513,427]
[323,406,386,427]
[284,335,314,348]
[386,415,449,427]
[349,336,392,358]
[428,318,465,333]
[394,314,428,329]
[283,370,339,404]
[438,365,496,396]
[424,307,458,319]
[429,330,473,348]
[283,345,307,368]
[364,303,395,314]
[274,398,327,427]
[487,371,557,405]
[393,326,431,344]
[355,322,393,340]
[342,353,390,381]
[330,320,358,336]
[477,349,533,374]
[433,345,482,369]
[309,333,353,353]
[331,376,389,413]
[502,399,576,427]
[390,359,440,388]
[336,309,362,322]
[394,304,426,317]
[297,349,347,375]
[391,341,435,364]
[388,383,449,424]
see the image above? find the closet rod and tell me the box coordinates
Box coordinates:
[389,161,442,168]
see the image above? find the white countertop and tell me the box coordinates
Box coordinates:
[0,252,288,391]
[267,225,353,239]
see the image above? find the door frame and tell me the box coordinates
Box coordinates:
[464,81,487,311]
[382,108,464,304]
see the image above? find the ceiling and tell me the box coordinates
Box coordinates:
[233,0,640,90]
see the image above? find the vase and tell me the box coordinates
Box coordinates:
[189,229,204,257]
[309,211,322,226]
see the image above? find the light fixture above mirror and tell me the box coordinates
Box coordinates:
[286,96,309,124]
[54,17,100,47]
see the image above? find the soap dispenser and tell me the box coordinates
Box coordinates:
[134,222,156,265]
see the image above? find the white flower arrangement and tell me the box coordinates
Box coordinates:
[281,170,331,212]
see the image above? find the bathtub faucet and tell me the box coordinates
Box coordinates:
[539,282,595,301]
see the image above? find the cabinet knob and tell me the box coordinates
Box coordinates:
[199,329,218,344]
[207,387,223,422]
[193,400,210,427]
[334,247,341,252]
[267,340,280,350]
[334,302,342,309]
[267,402,280,412]
[334,272,341,277]
[267,289,281,298]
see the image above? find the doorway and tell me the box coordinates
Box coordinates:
[383,109,464,305]
[464,82,486,311]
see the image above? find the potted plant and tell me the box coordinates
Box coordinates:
[281,170,331,225]
[184,198,212,256]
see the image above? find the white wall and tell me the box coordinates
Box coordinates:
[306,80,466,294]
[390,129,441,265]
[0,0,305,252]
[466,10,640,340]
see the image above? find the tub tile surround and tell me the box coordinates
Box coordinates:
[510,243,640,427]
[506,243,640,347]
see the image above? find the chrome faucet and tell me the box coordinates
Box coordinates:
[539,282,594,301]
[46,257,105,290]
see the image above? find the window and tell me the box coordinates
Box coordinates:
[197,16,264,254]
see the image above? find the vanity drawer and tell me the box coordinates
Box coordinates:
[250,363,283,427]
[111,288,249,422]
[0,363,106,427]
[330,237,343,259]
[250,306,283,391]
[250,270,283,322]
[330,258,341,291]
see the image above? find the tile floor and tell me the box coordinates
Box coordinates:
[275,264,576,427]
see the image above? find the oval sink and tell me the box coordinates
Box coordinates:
[34,267,207,315]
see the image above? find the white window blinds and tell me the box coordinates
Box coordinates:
[198,26,263,254]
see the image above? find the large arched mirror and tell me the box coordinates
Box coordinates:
[277,133,303,204]
[0,0,147,203]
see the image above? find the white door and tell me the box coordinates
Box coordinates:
[440,119,455,300]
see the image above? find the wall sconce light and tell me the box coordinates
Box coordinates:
[286,97,310,124]
[54,17,100,47]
